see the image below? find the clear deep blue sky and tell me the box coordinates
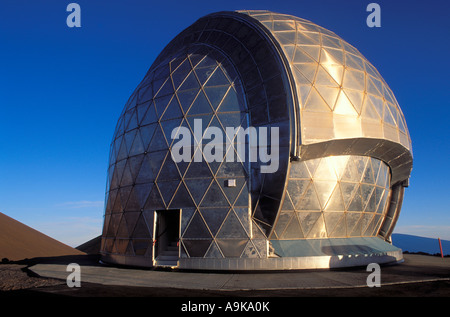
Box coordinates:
[0,0,449,246]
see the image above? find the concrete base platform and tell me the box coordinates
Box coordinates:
[100,237,404,270]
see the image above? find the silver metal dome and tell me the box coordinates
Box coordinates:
[100,10,412,270]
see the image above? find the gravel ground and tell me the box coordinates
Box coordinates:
[0,264,64,291]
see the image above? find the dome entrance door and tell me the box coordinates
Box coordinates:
[153,209,181,268]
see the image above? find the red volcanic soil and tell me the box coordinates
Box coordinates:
[0,212,85,261]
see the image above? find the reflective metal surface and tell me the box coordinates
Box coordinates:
[273,156,390,240]
[100,10,412,270]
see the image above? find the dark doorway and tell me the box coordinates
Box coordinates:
[154,210,180,267]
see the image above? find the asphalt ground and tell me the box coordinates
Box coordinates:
[12,253,450,296]
[1,254,448,314]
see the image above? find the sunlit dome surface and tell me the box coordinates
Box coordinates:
[100,10,412,270]
[239,10,411,151]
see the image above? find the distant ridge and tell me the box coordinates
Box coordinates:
[0,212,85,261]
[392,233,450,256]
[76,235,101,254]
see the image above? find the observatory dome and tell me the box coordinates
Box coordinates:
[100,10,412,270]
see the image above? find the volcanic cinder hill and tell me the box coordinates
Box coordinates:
[0,212,85,261]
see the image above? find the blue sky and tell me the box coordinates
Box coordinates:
[0,0,449,246]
